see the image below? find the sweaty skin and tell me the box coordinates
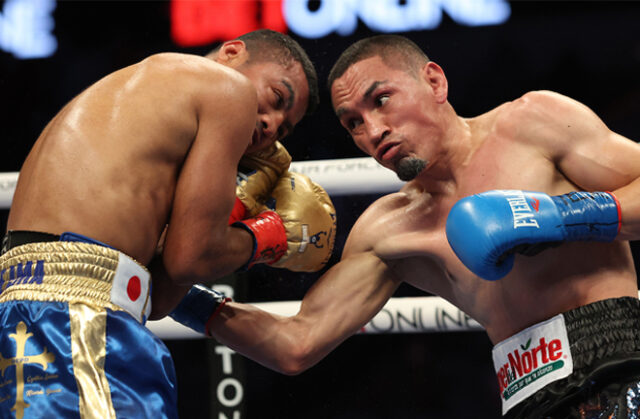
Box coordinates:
[209,55,640,374]
[7,48,310,318]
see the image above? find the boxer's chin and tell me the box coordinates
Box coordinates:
[396,157,427,181]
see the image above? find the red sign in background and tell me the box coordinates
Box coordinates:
[171,0,287,46]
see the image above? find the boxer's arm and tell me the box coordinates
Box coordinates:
[209,247,401,375]
[559,127,640,241]
[162,70,257,285]
[557,125,640,241]
[146,226,194,319]
[148,253,191,320]
[519,91,640,240]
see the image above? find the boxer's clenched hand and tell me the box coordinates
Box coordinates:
[269,171,337,272]
[232,171,337,272]
[234,141,291,220]
[446,190,620,280]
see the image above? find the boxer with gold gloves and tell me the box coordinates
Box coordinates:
[169,141,336,335]
[0,30,319,418]
[233,141,336,272]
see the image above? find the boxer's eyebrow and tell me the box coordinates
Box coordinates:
[283,80,294,110]
[335,80,387,118]
[363,80,386,100]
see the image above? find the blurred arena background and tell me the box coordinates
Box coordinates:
[1,1,639,418]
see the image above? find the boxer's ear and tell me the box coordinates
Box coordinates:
[215,40,249,68]
[421,61,448,104]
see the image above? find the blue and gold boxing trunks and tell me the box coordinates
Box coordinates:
[0,235,178,418]
[493,297,640,418]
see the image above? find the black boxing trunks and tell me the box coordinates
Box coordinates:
[493,297,640,418]
[0,231,178,418]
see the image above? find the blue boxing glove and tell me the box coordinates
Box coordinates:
[169,285,230,336]
[446,190,621,281]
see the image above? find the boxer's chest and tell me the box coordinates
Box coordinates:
[457,138,562,198]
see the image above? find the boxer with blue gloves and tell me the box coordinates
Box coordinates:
[173,35,640,419]
[446,190,621,280]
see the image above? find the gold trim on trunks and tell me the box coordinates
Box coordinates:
[0,241,153,417]
[0,241,151,320]
[69,303,116,419]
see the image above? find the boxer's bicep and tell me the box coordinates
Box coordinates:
[556,126,640,193]
[546,102,640,239]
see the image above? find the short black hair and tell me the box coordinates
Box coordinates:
[211,30,319,115]
[328,35,430,91]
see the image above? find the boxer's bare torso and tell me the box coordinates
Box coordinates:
[207,55,640,375]
[8,53,256,265]
[208,45,640,379]
[345,91,637,344]
[8,46,310,317]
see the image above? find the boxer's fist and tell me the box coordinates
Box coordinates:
[446,190,620,281]
[269,171,337,272]
[236,141,292,217]
[233,172,337,272]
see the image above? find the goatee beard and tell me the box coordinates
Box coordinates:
[396,157,427,181]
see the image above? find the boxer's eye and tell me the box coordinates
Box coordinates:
[347,118,362,131]
[273,89,284,109]
[375,95,389,107]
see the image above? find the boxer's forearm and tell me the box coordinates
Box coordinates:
[208,252,402,375]
[208,302,313,375]
[148,254,191,320]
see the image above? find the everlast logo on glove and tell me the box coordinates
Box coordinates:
[503,190,540,228]
[492,315,573,415]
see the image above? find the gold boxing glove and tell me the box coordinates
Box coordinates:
[236,141,292,217]
[268,171,337,272]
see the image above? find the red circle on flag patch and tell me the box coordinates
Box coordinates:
[127,276,141,301]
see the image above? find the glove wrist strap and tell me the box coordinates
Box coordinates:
[232,211,288,269]
[551,191,620,242]
[169,285,231,336]
[228,197,247,225]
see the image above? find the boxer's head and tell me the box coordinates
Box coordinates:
[210,30,318,153]
[329,35,450,181]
